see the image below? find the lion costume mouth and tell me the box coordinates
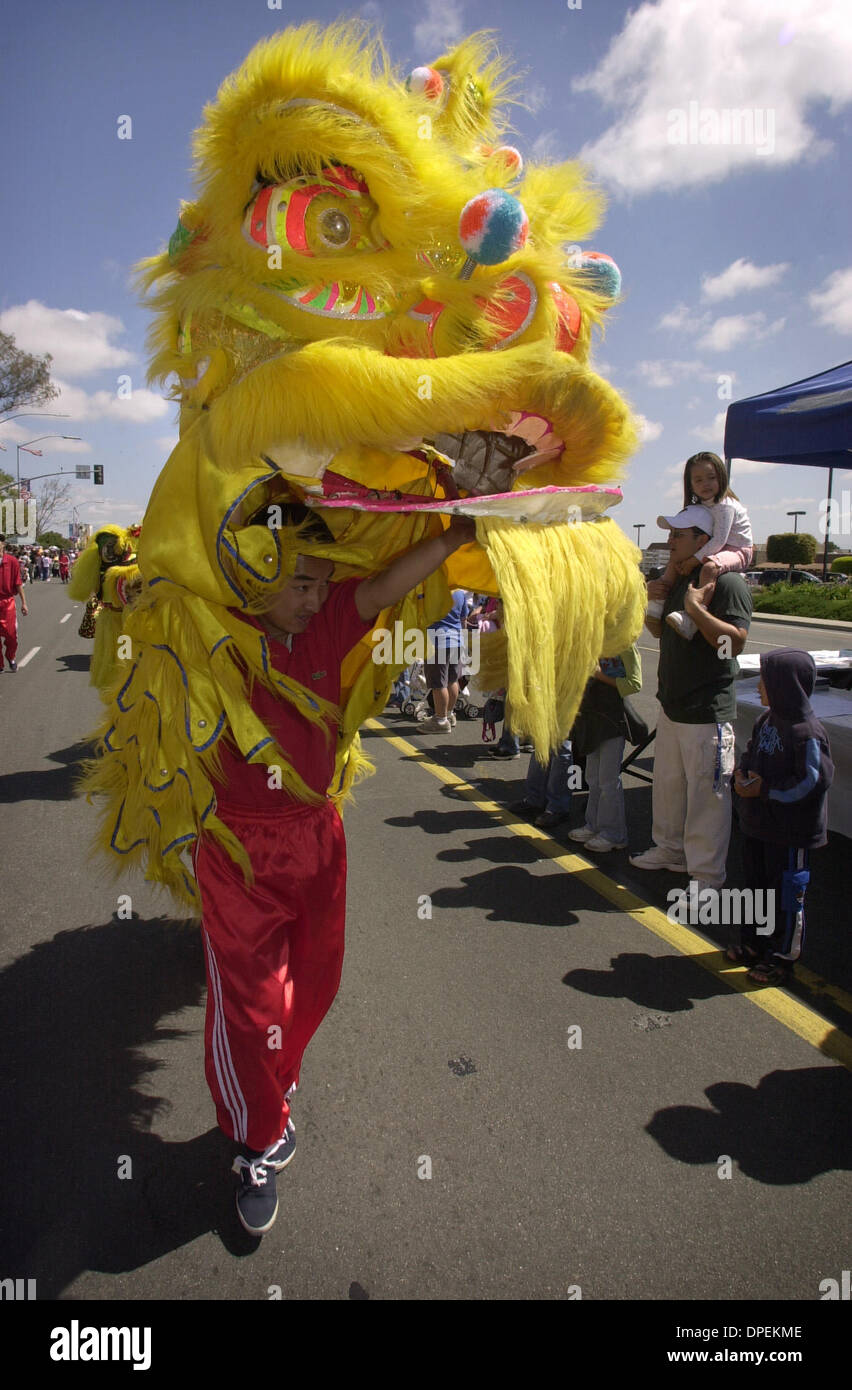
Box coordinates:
[300,406,624,527]
[430,411,564,494]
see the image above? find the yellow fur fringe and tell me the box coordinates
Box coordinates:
[476,516,645,758]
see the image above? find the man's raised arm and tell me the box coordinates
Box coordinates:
[354,516,476,623]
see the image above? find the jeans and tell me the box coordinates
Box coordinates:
[584,735,627,844]
[524,738,575,814]
[496,726,520,754]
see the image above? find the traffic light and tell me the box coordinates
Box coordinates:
[93,465,104,485]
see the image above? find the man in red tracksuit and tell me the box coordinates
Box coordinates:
[0,535,28,671]
[193,507,475,1235]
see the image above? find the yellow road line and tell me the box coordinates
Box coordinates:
[365,719,852,1072]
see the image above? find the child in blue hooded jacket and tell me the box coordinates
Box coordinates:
[731,649,833,985]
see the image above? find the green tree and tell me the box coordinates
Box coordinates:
[766,531,818,576]
[0,331,59,418]
[36,530,67,548]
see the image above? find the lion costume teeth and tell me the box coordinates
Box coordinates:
[80,20,646,907]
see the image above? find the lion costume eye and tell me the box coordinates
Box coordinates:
[317,206,351,248]
[243,166,383,257]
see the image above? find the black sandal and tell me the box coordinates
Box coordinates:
[725,945,760,965]
[748,960,792,987]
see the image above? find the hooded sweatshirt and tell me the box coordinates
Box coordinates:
[737,649,834,848]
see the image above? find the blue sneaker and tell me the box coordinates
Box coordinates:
[263,1119,296,1171]
[232,1154,278,1235]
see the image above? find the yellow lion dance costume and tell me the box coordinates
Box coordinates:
[82,21,645,907]
[68,525,142,690]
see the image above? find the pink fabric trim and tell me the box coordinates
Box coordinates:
[702,546,752,575]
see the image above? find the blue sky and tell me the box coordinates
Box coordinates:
[2,0,851,550]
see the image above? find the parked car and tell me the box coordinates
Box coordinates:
[752,569,825,586]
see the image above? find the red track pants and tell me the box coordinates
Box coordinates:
[0,597,18,667]
[194,799,347,1152]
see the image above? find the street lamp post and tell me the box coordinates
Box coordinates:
[16,435,82,492]
[787,510,806,534]
[634,523,645,551]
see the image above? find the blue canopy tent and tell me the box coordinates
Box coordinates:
[724,359,852,578]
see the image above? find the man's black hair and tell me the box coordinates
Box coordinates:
[245,500,335,545]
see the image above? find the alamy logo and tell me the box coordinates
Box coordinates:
[666,102,775,155]
[50,1320,152,1371]
[371,622,481,675]
[667,884,774,933]
[0,498,37,542]
[0,1277,36,1299]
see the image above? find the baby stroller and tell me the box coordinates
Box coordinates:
[389,660,430,718]
[412,657,485,723]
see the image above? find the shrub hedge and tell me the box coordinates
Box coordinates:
[752,583,852,621]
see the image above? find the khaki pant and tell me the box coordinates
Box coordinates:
[651,709,736,887]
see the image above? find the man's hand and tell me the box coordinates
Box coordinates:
[683,581,714,616]
[446,513,477,547]
[646,580,668,602]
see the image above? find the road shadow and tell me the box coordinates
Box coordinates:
[56,654,91,673]
[646,1062,852,1183]
[437,834,543,866]
[385,806,498,836]
[428,863,612,926]
[563,950,729,1013]
[0,914,258,1299]
[0,739,97,804]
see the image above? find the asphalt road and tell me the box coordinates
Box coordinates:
[1,580,850,1304]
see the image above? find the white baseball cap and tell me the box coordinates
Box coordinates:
[657,505,714,535]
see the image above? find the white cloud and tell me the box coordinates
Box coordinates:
[413,0,464,55]
[748,495,819,510]
[0,301,136,378]
[635,414,664,443]
[727,458,782,475]
[809,267,852,334]
[523,83,550,118]
[572,0,852,194]
[154,434,180,454]
[657,303,708,334]
[530,129,561,162]
[80,498,148,522]
[696,313,786,352]
[657,298,785,351]
[689,411,729,441]
[701,258,790,301]
[634,359,707,388]
[0,422,91,454]
[53,378,170,425]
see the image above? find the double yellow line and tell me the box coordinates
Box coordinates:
[366,719,852,1072]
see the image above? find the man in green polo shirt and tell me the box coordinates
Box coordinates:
[630,506,752,890]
